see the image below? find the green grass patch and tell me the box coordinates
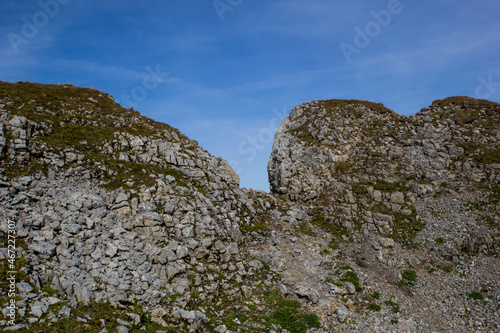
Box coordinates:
[297,223,316,236]
[397,269,417,286]
[370,201,425,247]
[0,257,29,293]
[335,161,353,173]
[320,237,341,255]
[442,265,454,273]
[389,210,425,248]
[339,268,363,292]
[328,238,340,250]
[221,313,250,331]
[310,213,351,241]
[372,181,406,192]
[261,261,270,271]
[241,223,267,233]
[435,237,445,245]
[468,291,484,301]
[319,248,331,256]
[264,290,320,333]
[385,297,401,313]
[319,99,396,118]
[473,148,500,164]
[100,160,188,191]
[367,303,381,311]
[13,300,168,333]
[4,160,49,179]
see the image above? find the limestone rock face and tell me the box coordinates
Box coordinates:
[0,82,274,332]
[263,97,499,332]
[269,98,500,202]
[269,98,499,239]
[1,82,499,333]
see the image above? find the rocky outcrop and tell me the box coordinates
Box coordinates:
[268,98,499,242]
[0,82,282,332]
[269,98,500,202]
[266,97,500,332]
[1,82,499,332]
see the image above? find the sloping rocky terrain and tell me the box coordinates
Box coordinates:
[267,98,500,332]
[0,82,499,332]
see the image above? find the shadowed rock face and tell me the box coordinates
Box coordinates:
[1,82,499,332]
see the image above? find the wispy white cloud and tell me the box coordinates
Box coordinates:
[353,26,500,78]
[53,60,153,81]
[228,67,346,94]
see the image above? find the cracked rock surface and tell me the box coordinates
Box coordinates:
[0,82,499,332]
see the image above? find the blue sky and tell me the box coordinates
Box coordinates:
[1,0,500,191]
